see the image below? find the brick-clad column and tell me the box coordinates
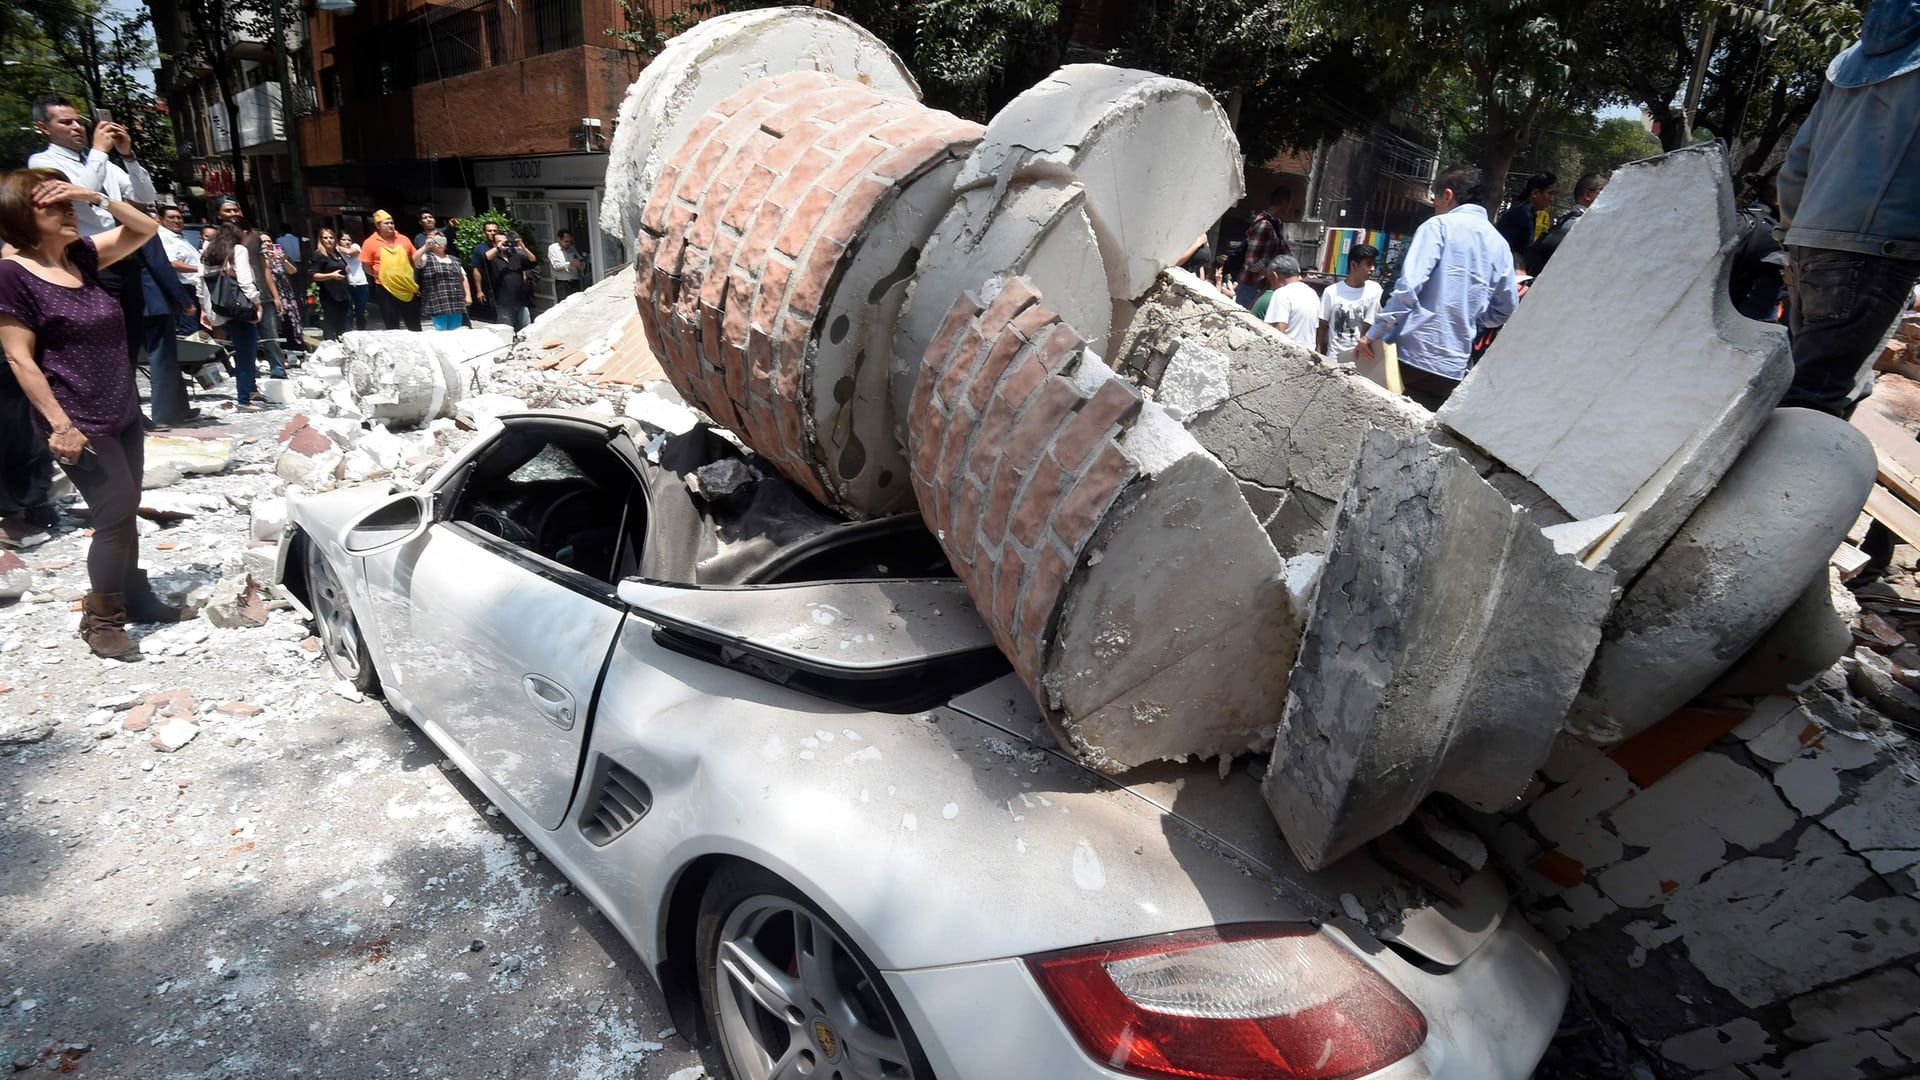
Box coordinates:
[634,70,981,516]
[909,278,1301,772]
[907,279,1142,683]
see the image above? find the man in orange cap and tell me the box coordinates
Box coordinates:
[360,210,421,331]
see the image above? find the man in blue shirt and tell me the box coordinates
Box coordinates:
[1356,166,1519,410]
[1776,0,1920,417]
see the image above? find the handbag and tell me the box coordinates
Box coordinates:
[207,265,253,320]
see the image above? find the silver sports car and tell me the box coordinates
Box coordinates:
[277,409,1568,1080]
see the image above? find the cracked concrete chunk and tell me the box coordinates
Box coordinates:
[1437,144,1793,580]
[1112,268,1432,556]
[341,329,501,425]
[1659,1017,1774,1071]
[1749,1031,1910,1080]
[1595,753,1796,907]
[599,6,919,241]
[1265,430,1614,870]
[1663,825,1920,1007]
[1821,768,1920,877]
[1569,408,1875,742]
[958,64,1242,302]
[1784,967,1920,1043]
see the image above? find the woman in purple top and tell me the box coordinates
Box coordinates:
[0,167,164,660]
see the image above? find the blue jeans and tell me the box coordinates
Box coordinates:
[431,312,464,331]
[348,283,370,331]
[1234,280,1264,309]
[226,318,260,404]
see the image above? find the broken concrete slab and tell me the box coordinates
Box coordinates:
[908,280,1296,768]
[274,416,345,492]
[635,69,980,517]
[1266,429,1614,870]
[143,435,233,489]
[1436,144,1793,581]
[1111,267,1435,556]
[1568,408,1876,743]
[958,64,1242,304]
[893,178,1111,434]
[0,551,30,602]
[340,329,502,425]
[600,6,920,243]
[1710,566,1858,697]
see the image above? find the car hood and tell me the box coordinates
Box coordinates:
[947,676,1509,969]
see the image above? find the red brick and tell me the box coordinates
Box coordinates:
[869,111,945,146]
[821,176,890,247]
[751,257,792,336]
[870,130,966,182]
[722,339,750,415]
[1053,378,1142,471]
[721,268,755,346]
[747,326,776,383]
[817,139,890,195]
[909,416,942,487]
[786,238,844,318]
[759,85,851,138]
[1009,454,1068,549]
[723,163,779,233]
[676,132,736,205]
[1609,706,1746,788]
[935,400,982,494]
[1529,849,1585,889]
[948,476,984,568]
[1029,319,1086,375]
[993,352,1048,412]
[1052,443,1134,552]
[1008,304,1058,343]
[757,70,833,107]
[764,146,834,213]
[774,184,836,259]
[810,93,887,127]
[819,103,910,153]
[933,325,988,413]
[992,549,1025,647]
[979,453,1024,545]
[737,198,791,274]
[924,293,985,372]
[974,278,1040,341]
[641,164,680,235]
[1015,544,1070,665]
[965,328,1035,413]
[774,315,810,398]
[696,228,741,310]
[1005,377,1081,472]
[713,129,775,199]
[966,394,1019,485]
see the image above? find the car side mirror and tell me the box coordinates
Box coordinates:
[341,490,434,557]
[616,578,1000,678]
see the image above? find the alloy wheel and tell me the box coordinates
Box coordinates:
[305,542,364,684]
[712,895,916,1080]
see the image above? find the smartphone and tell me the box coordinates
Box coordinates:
[95,108,114,126]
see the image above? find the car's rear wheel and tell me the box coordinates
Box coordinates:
[697,864,931,1080]
[305,540,377,693]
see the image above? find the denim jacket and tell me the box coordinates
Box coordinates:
[1779,65,1920,260]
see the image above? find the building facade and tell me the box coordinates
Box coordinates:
[298,0,654,301]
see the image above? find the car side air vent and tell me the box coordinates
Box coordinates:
[579,756,652,846]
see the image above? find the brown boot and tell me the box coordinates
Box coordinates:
[80,593,142,661]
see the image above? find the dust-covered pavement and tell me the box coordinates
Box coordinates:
[0,401,709,1078]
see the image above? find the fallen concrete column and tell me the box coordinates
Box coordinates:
[1708,565,1858,697]
[909,278,1299,769]
[1437,144,1792,581]
[1567,408,1876,742]
[958,64,1242,311]
[600,7,920,243]
[635,70,981,517]
[1266,429,1615,871]
[1111,268,1442,555]
[340,329,500,425]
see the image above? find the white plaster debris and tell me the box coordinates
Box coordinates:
[1438,144,1793,579]
[1070,838,1106,891]
[959,64,1243,303]
[1540,513,1626,559]
[1152,340,1234,420]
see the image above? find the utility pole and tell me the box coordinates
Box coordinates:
[269,0,310,230]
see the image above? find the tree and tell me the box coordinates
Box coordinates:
[1597,0,1860,174]
[1298,0,1613,207]
[170,0,275,219]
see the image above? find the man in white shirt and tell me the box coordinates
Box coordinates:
[26,96,157,237]
[1318,242,1383,357]
[157,206,203,335]
[546,229,588,300]
[1261,255,1322,351]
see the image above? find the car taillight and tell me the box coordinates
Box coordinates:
[1025,923,1427,1080]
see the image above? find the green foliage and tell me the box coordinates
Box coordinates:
[605,0,697,54]
[452,209,529,266]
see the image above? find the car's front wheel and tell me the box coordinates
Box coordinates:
[697,864,931,1080]
[305,539,377,693]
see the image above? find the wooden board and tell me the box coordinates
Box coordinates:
[1865,485,1920,548]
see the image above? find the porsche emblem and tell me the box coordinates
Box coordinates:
[813,1020,837,1057]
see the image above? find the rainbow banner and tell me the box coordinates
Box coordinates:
[1318,228,1396,276]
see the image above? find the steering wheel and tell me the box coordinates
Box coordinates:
[533,487,596,558]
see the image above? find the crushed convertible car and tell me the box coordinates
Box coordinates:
[276,409,1569,1080]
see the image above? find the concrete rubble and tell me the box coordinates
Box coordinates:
[1438,145,1795,581]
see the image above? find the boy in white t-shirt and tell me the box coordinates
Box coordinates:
[1318,243,1383,356]
[1261,255,1321,351]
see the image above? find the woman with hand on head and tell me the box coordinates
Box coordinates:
[0,167,170,660]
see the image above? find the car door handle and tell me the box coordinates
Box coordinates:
[522,674,576,731]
